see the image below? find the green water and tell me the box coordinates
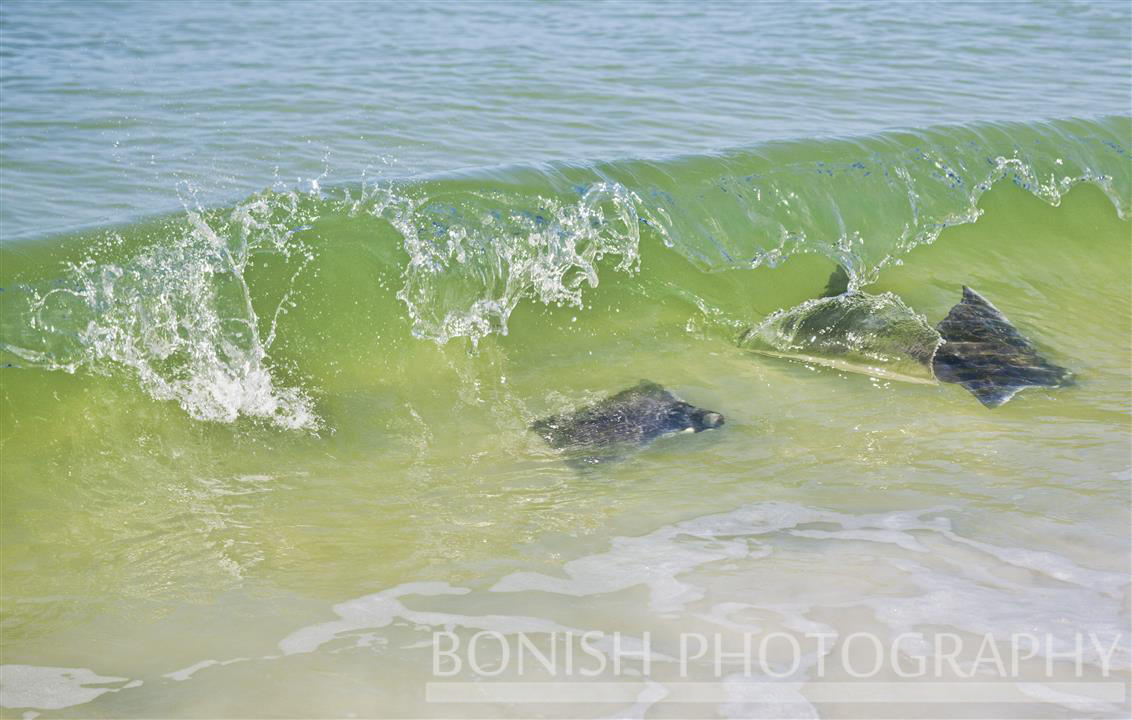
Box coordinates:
[2,2,1131,717]
[2,168,1130,717]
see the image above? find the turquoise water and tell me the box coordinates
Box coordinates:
[2,1,1130,240]
[1,2,1130,718]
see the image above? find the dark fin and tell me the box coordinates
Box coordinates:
[932,287,1073,408]
[958,381,1022,409]
[821,265,851,297]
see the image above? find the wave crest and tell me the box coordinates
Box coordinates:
[4,189,320,430]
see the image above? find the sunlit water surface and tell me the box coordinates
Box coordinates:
[1,2,1129,718]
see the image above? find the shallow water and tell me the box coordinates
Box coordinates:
[1,2,1130,718]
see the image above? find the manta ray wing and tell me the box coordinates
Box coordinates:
[932,287,1073,408]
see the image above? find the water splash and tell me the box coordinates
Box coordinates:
[2,117,1127,426]
[351,116,1130,345]
[358,179,653,345]
[4,189,320,430]
[739,292,943,384]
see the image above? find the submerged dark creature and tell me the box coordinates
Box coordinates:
[931,286,1073,407]
[531,381,724,460]
[742,267,1073,408]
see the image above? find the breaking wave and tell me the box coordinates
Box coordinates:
[1,116,1128,427]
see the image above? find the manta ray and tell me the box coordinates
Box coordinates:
[740,267,1073,408]
[531,381,724,462]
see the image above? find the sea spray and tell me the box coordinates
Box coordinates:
[4,189,321,429]
[2,117,1128,426]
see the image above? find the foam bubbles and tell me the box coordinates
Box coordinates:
[0,666,139,711]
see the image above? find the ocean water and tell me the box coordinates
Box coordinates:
[1,2,1130,718]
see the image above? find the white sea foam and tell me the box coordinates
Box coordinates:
[6,502,1125,716]
[487,501,1129,672]
[277,581,590,657]
[0,666,139,710]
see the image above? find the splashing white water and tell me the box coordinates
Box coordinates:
[9,189,320,430]
[361,180,653,345]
